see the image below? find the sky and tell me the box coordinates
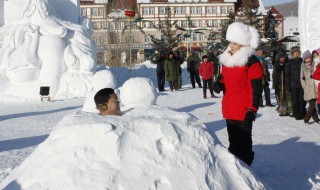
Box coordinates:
[261,0,296,6]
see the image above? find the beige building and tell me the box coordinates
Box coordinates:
[137,0,237,57]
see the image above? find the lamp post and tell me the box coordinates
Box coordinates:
[124,9,135,65]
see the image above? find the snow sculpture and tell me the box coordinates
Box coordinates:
[0,0,97,100]
[120,77,157,108]
[0,108,266,190]
[299,0,320,52]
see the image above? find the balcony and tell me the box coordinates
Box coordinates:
[80,0,95,4]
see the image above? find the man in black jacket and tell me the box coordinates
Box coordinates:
[286,48,306,119]
[156,51,166,91]
[186,51,202,88]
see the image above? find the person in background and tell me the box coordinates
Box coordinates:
[286,47,306,120]
[175,51,184,89]
[156,51,166,92]
[300,50,319,124]
[164,52,179,92]
[187,51,202,88]
[256,49,273,107]
[208,49,221,80]
[273,52,293,116]
[94,88,121,116]
[213,22,262,166]
[198,55,217,99]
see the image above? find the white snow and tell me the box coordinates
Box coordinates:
[0,62,319,190]
[120,77,157,108]
[0,0,97,100]
[299,0,320,53]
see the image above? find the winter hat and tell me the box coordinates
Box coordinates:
[226,22,260,49]
[302,50,312,61]
[290,47,300,56]
[312,48,320,56]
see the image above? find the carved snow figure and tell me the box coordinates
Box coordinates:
[0,0,97,99]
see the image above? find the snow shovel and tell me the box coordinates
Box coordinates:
[278,71,287,115]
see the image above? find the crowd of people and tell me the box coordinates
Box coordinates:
[96,21,320,167]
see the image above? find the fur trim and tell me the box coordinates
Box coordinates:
[219,46,256,67]
[226,22,260,49]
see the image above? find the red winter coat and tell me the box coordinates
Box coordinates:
[220,56,263,121]
[312,66,320,104]
[198,61,214,80]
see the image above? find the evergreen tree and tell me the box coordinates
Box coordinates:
[236,0,262,29]
[149,7,183,58]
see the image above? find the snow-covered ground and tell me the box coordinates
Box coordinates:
[0,62,320,189]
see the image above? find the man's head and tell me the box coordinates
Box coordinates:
[94,88,121,116]
[256,49,264,57]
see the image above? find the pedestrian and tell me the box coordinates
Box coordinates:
[213,22,262,166]
[94,88,121,116]
[156,51,166,91]
[256,49,273,107]
[175,51,184,89]
[198,55,217,99]
[286,47,306,120]
[208,49,221,80]
[187,51,202,88]
[273,52,293,117]
[300,50,319,124]
[164,52,179,91]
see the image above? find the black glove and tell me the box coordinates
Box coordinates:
[212,75,225,94]
[245,111,256,123]
[302,76,306,80]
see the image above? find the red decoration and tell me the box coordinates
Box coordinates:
[125,10,136,19]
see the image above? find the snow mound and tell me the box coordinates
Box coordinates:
[82,70,117,113]
[120,77,157,108]
[0,107,265,190]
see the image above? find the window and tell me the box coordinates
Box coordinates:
[198,20,202,27]
[143,22,148,28]
[143,8,148,15]
[206,20,211,27]
[199,33,204,41]
[191,20,196,27]
[108,22,115,30]
[181,7,186,14]
[91,8,98,16]
[175,7,181,15]
[227,6,233,13]
[212,6,217,14]
[181,20,187,27]
[221,6,227,14]
[191,7,196,14]
[197,7,201,14]
[192,33,197,41]
[98,8,104,16]
[159,7,165,15]
[144,35,149,42]
[206,7,212,14]
[150,7,155,15]
[212,20,218,27]
[81,8,86,16]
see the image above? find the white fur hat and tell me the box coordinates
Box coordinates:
[226,22,260,49]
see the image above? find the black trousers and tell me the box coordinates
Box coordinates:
[157,71,165,91]
[202,79,213,96]
[290,88,306,119]
[190,71,202,88]
[168,81,178,90]
[226,119,254,166]
[260,82,271,105]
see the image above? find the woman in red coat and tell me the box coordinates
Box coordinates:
[214,22,263,166]
[198,55,217,99]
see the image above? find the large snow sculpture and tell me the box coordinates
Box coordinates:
[0,0,97,100]
[299,0,320,53]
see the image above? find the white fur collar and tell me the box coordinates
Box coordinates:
[219,46,256,67]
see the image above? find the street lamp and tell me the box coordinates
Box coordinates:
[124,9,136,65]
